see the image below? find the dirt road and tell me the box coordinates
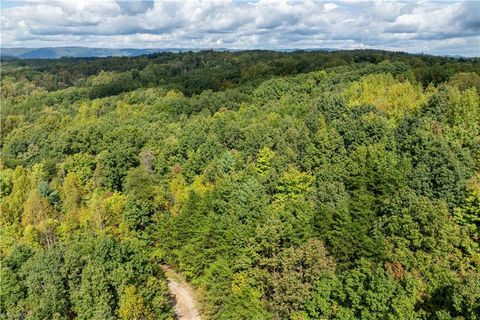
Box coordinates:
[161,265,201,320]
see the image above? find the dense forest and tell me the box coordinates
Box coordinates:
[1,50,479,319]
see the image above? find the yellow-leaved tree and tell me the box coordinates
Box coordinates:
[22,190,55,226]
[61,172,83,213]
[344,73,431,118]
[119,286,154,320]
[1,166,31,225]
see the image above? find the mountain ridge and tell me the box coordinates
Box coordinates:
[0,46,343,59]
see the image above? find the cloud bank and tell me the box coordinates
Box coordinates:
[1,0,479,56]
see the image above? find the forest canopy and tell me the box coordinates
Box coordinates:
[1,50,479,319]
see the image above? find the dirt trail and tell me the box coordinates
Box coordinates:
[161,265,201,320]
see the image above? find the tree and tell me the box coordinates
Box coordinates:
[122,198,153,234]
[275,166,314,202]
[22,190,56,227]
[448,72,480,92]
[72,262,117,320]
[22,247,70,320]
[0,166,14,199]
[95,146,139,191]
[344,73,428,119]
[255,147,275,174]
[0,244,32,318]
[60,153,96,185]
[124,166,156,201]
[454,174,480,240]
[61,172,83,213]
[1,166,30,225]
[268,239,335,319]
[332,259,422,319]
[119,286,154,320]
[222,273,272,320]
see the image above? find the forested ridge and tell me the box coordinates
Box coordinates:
[1,50,479,319]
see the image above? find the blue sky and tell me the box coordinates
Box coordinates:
[1,0,479,56]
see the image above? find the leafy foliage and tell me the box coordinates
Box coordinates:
[1,50,479,319]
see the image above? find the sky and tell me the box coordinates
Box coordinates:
[1,0,479,56]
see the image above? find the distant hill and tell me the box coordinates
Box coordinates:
[0,47,344,59]
[0,47,473,60]
[0,47,195,59]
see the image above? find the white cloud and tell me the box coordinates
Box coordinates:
[0,0,478,56]
[324,3,338,12]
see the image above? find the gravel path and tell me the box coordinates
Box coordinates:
[161,265,201,320]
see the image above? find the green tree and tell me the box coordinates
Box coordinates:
[268,239,335,319]
[22,247,70,320]
[1,166,30,225]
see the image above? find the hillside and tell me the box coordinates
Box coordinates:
[0,47,191,59]
[1,50,479,319]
